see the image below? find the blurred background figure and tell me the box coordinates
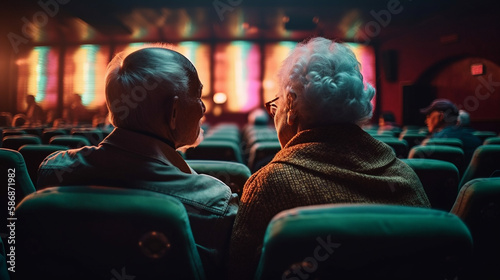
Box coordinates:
[25,94,44,126]
[92,103,112,129]
[421,99,481,163]
[12,113,27,127]
[247,108,269,126]
[0,112,13,127]
[66,93,89,125]
[457,109,473,129]
[379,111,399,129]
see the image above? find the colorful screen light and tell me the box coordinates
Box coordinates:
[214,41,261,113]
[64,44,110,110]
[16,46,59,112]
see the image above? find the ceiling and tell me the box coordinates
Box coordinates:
[1,0,496,46]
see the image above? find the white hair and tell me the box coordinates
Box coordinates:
[105,45,197,130]
[278,37,375,126]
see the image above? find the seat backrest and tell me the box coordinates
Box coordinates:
[255,204,472,280]
[421,138,464,150]
[459,145,500,188]
[0,236,9,280]
[71,128,104,145]
[185,140,243,163]
[376,137,409,158]
[399,133,427,151]
[247,141,281,172]
[18,144,69,188]
[0,148,36,235]
[186,159,251,196]
[49,135,91,149]
[402,158,459,211]
[15,186,206,280]
[1,129,26,138]
[2,135,41,150]
[451,177,500,279]
[484,136,500,145]
[409,145,465,175]
[473,131,498,143]
[41,128,68,144]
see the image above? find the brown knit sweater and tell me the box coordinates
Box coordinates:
[229,124,430,280]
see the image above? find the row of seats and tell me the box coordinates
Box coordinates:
[5,176,500,279]
[182,124,281,173]
[2,125,499,209]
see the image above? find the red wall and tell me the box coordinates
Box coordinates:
[377,8,500,131]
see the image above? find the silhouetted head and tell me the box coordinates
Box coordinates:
[420,99,458,133]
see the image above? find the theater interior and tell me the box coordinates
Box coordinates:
[1,0,500,279]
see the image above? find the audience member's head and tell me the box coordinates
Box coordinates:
[379,111,397,127]
[270,37,375,146]
[420,99,459,133]
[105,46,206,149]
[12,114,27,127]
[457,109,471,127]
[247,108,269,126]
[26,95,36,106]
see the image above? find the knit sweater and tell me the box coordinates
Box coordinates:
[229,124,430,280]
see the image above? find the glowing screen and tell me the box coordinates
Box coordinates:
[16,41,376,117]
[16,46,59,112]
[214,41,261,113]
[64,44,110,110]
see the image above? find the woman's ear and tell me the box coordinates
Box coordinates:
[169,96,179,130]
[286,90,298,125]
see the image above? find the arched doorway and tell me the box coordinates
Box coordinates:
[416,56,500,130]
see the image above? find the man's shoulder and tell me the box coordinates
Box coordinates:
[41,146,99,168]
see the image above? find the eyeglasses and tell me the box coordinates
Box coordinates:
[265,96,279,117]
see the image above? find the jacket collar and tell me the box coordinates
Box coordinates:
[276,124,396,173]
[101,127,192,174]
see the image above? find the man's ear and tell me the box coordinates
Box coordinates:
[169,96,179,130]
[286,90,298,125]
[437,111,445,122]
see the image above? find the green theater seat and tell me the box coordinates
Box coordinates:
[402,158,459,211]
[459,145,500,188]
[15,186,206,280]
[421,138,464,150]
[185,140,243,163]
[49,135,91,149]
[472,131,497,144]
[451,177,500,279]
[0,148,36,235]
[484,136,500,145]
[255,204,472,280]
[376,137,409,158]
[247,141,281,172]
[186,159,251,196]
[18,144,69,188]
[2,135,41,150]
[409,145,465,176]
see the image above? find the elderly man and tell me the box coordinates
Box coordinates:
[229,37,430,280]
[38,46,238,279]
[421,98,481,163]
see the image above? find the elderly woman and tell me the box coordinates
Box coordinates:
[229,37,430,279]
